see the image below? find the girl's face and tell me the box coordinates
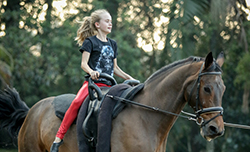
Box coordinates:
[95,12,112,34]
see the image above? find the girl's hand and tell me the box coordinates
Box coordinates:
[90,71,100,80]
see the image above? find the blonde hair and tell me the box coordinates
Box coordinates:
[75,9,110,46]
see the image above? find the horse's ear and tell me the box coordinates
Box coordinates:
[204,52,213,70]
[216,51,224,67]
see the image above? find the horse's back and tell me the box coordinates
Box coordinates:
[18,96,78,152]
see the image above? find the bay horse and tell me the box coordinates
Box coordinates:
[0,52,225,152]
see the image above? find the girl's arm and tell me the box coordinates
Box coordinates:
[113,58,134,80]
[81,51,99,80]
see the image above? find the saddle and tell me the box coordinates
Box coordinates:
[82,81,144,148]
[52,74,143,149]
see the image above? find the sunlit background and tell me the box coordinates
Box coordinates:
[1,0,250,152]
[1,0,250,52]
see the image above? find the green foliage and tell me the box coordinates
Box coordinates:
[0,0,250,151]
[0,149,17,152]
[182,0,210,23]
[0,45,13,88]
[235,52,250,89]
[112,31,143,82]
[0,45,13,69]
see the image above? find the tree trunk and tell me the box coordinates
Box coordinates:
[241,86,249,114]
[206,140,214,152]
[187,136,192,152]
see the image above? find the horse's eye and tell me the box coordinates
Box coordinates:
[204,86,211,93]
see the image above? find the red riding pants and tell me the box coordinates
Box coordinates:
[56,81,110,139]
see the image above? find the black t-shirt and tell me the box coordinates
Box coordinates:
[79,35,118,85]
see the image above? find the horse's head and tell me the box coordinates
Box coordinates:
[186,52,226,141]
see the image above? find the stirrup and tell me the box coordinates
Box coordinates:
[50,140,63,152]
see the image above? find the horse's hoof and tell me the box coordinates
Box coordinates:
[50,140,63,152]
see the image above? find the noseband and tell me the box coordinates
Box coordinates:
[188,62,223,127]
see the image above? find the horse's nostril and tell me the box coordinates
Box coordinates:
[209,125,218,134]
[208,125,224,137]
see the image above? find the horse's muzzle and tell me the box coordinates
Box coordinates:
[200,123,225,141]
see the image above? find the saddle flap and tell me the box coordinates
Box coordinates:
[112,83,144,118]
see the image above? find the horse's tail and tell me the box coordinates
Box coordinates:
[0,86,29,138]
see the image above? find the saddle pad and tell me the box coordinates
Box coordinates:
[52,94,76,120]
[112,83,144,118]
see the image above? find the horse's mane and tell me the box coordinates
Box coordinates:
[145,55,223,84]
[145,56,200,83]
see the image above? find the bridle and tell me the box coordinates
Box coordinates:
[187,62,223,127]
[107,61,224,128]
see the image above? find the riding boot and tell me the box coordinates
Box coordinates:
[50,140,63,152]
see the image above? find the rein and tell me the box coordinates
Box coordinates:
[107,62,224,128]
[106,94,198,122]
[106,95,250,130]
[105,62,250,130]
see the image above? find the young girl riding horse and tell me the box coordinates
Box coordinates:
[50,9,135,152]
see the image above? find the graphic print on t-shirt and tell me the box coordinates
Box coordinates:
[96,45,114,76]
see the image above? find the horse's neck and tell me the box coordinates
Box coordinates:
[142,63,199,141]
[147,64,196,108]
